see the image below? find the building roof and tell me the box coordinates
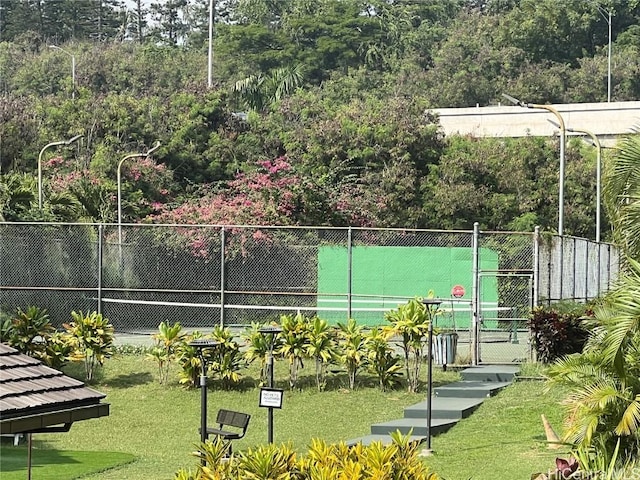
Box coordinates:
[0,343,109,435]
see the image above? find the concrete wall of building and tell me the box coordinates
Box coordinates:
[433,101,640,146]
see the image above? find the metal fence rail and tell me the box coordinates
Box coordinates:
[0,222,620,364]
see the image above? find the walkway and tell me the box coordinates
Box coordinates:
[347,364,520,445]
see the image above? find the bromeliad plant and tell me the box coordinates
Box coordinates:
[64,310,114,381]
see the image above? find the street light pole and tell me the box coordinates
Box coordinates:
[37,134,82,210]
[207,0,215,88]
[596,5,613,102]
[548,121,602,243]
[502,94,566,236]
[49,45,76,100]
[117,141,161,246]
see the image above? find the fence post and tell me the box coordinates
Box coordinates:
[533,226,540,308]
[347,227,352,321]
[220,226,226,327]
[471,222,480,366]
[97,224,103,315]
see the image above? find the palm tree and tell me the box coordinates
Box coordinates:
[603,127,640,260]
[546,262,640,462]
[233,63,305,112]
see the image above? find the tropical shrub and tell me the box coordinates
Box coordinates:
[174,431,440,479]
[336,318,368,390]
[177,331,207,388]
[366,326,403,392]
[528,303,592,364]
[242,322,277,386]
[305,316,338,391]
[209,326,243,389]
[546,261,640,464]
[2,306,72,369]
[385,297,431,392]
[3,306,55,359]
[147,321,185,384]
[278,312,310,390]
[64,310,114,381]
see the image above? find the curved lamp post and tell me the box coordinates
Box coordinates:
[421,298,442,456]
[502,93,567,236]
[38,134,82,210]
[117,141,161,246]
[49,45,76,100]
[548,120,602,243]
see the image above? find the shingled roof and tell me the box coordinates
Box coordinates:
[0,343,109,435]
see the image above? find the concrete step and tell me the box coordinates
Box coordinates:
[370,417,459,437]
[434,380,512,398]
[345,433,425,447]
[460,365,520,383]
[403,396,485,420]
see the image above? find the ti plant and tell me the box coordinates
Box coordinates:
[305,316,338,391]
[366,326,403,392]
[278,312,310,390]
[242,322,274,385]
[64,310,114,382]
[337,318,368,390]
[385,297,430,393]
[209,326,243,389]
[148,321,184,384]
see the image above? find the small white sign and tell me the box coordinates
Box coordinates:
[259,388,284,409]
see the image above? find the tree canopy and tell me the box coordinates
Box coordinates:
[1,0,638,239]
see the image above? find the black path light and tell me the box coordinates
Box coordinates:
[188,338,221,465]
[421,298,442,456]
[258,325,283,444]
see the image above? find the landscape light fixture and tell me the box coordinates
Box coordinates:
[258,325,283,444]
[421,298,442,456]
[502,93,566,236]
[188,338,221,465]
[38,134,82,210]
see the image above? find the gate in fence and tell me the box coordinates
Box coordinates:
[0,222,620,364]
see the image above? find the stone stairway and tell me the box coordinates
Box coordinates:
[346,365,520,446]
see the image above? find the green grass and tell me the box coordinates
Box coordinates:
[13,353,456,479]
[2,353,568,480]
[0,446,135,480]
[427,380,568,480]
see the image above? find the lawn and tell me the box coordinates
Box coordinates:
[1,353,567,479]
[13,353,454,479]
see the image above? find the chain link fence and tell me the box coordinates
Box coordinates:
[0,222,620,364]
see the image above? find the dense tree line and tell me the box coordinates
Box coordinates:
[2,0,638,239]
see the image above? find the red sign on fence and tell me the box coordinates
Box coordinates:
[451,284,465,298]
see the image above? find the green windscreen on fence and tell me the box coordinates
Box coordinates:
[317,246,499,327]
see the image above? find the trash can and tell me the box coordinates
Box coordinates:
[433,332,458,365]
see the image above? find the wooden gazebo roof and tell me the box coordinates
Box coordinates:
[0,343,109,435]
